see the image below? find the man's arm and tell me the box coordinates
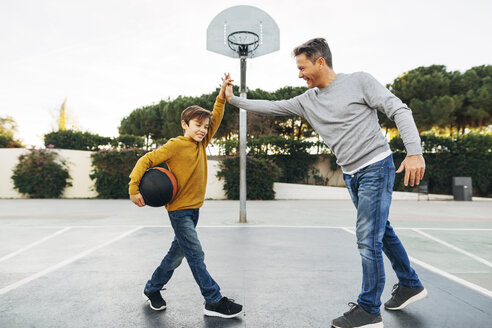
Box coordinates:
[360,72,425,187]
[225,83,304,117]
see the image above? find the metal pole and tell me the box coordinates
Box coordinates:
[239,56,247,223]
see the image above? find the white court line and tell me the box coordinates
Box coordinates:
[3,225,492,231]
[340,227,492,299]
[0,226,143,296]
[412,228,492,268]
[0,227,71,263]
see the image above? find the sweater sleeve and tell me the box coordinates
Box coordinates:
[360,72,422,155]
[203,96,225,147]
[128,140,175,195]
[229,94,304,116]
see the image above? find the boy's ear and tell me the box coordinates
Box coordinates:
[181,120,188,130]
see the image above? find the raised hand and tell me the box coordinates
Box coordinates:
[219,73,234,100]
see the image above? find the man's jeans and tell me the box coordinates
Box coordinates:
[343,154,422,314]
[144,208,222,304]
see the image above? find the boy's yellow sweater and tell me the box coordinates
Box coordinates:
[128,96,225,211]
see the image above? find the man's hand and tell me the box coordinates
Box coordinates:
[219,73,233,100]
[396,154,426,187]
[130,193,146,207]
[225,78,235,102]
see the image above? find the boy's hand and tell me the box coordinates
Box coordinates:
[130,193,146,207]
[219,73,234,100]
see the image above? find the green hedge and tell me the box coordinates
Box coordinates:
[216,156,281,200]
[390,133,492,196]
[217,135,318,183]
[0,135,22,148]
[11,149,72,198]
[90,149,148,198]
[44,130,145,150]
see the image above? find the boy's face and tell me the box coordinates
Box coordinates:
[181,117,210,143]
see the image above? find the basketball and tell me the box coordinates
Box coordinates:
[139,167,178,207]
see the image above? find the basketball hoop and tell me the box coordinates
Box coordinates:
[227,31,260,57]
[207,5,280,223]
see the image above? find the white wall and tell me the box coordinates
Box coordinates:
[0,148,227,199]
[0,149,344,200]
[0,148,98,198]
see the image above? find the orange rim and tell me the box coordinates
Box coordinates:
[155,168,178,201]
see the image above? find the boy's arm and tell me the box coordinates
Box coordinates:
[128,141,174,195]
[202,96,225,147]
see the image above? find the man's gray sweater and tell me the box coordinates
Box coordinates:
[229,72,422,173]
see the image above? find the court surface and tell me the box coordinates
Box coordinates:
[0,199,491,327]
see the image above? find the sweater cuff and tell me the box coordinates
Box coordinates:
[128,184,139,195]
[405,142,422,156]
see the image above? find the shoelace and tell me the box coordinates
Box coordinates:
[344,302,359,316]
[390,284,399,296]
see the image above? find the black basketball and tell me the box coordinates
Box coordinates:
[139,168,178,207]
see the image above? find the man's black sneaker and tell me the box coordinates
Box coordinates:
[143,289,167,311]
[204,297,243,318]
[384,284,427,310]
[331,302,383,328]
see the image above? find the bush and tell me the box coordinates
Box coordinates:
[217,135,317,183]
[390,133,492,196]
[216,156,281,200]
[0,135,22,148]
[44,130,111,150]
[11,149,72,198]
[90,148,150,199]
[110,134,146,149]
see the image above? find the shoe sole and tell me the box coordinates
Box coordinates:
[332,322,383,328]
[203,308,243,319]
[142,293,167,311]
[384,288,427,311]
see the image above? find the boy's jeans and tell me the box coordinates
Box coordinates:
[145,208,222,304]
[343,154,422,314]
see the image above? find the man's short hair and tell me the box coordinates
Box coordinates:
[181,105,212,125]
[293,38,333,68]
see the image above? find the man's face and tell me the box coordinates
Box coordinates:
[182,117,210,143]
[296,53,320,88]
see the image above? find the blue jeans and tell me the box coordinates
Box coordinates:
[343,154,422,314]
[144,208,222,303]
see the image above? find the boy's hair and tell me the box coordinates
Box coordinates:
[293,37,333,68]
[181,105,212,126]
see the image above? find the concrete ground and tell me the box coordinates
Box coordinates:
[0,199,491,327]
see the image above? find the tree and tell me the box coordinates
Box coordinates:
[386,65,492,134]
[0,116,22,148]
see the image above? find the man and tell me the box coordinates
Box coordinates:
[225,38,427,328]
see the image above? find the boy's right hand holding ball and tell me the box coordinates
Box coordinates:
[130,193,146,207]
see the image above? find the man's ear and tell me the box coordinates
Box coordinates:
[316,57,326,68]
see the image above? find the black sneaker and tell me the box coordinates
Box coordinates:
[384,284,427,310]
[143,289,167,311]
[204,297,243,319]
[331,302,383,328]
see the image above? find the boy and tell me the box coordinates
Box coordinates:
[129,73,242,319]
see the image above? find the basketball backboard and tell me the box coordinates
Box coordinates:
[207,5,280,58]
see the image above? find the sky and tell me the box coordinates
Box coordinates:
[1,0,491,147]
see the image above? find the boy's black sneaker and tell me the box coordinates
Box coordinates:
[203,297,243,319]
[331,302,383,328]
[384,284,427,310]
[143,289,167,311]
